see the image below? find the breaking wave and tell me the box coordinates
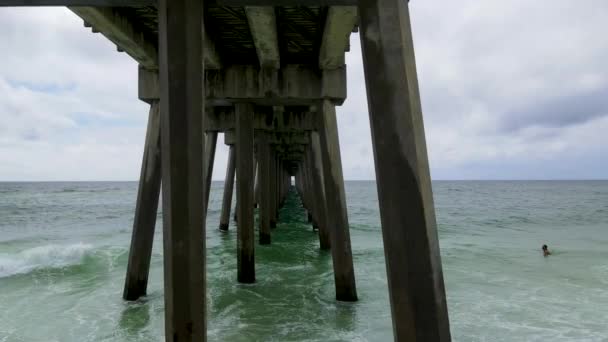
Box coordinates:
[0,243,93,278]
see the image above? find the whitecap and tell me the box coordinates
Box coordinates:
[0,243,93,278]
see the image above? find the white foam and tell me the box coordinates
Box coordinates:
[0,243,93,278]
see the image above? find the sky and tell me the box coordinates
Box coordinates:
[0,1,607,181]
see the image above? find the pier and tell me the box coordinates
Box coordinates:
[1,0,451,340]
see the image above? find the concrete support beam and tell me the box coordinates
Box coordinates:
[123,101,162,301]
[257,133,272,244]
[1,0,359,6]
[246,7,280,69]
[219,146,236,231]
[3,0,153,5]
[138,64,343,106]
[206,108,317,132]
[158,0,206,340]
[236,103,256,283]
[69,7,157,68]
[318,99,357,301]
[359,0,451,340]
[319,6,358,69]
[203,132,218,216]
[206,65,346,106]
[309,132,330,250]
[138,66,160,104]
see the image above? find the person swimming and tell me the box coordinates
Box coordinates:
[542,244,551,257]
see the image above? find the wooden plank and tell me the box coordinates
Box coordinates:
[317,99,357,301]
[219,146,236,231]
[69,7,157,68]
[245,7,280,69]
[158,0,206,340]
[123,101,162,301]
[236,103,256,283]
[358,0,451,340]
[258,133,272,244]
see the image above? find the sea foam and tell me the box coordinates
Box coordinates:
[0,243,93,278]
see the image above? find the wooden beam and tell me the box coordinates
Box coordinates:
[245,7,280,69]
[123,100,162,301]
[359,0,451,340]
[158,0,206,340]
[69,7,157,69]
[319,6,358,69]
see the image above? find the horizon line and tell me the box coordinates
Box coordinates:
[1,179,608,182]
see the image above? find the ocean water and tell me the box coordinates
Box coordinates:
[0,180,607,341]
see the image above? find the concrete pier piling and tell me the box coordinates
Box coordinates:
[2,0,452,339]
[359,0,451,340]
[219,146,236,231]
[158,0,206,339]
[123,101,161,301]
[258,132,272,244]
[236,103,256,284]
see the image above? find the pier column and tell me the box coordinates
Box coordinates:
[203,132,218,216]
[158,0,206,339]
[236,103,255,283]
[257,133,272,244]
[269,150,277,228]
[219,146,236,231]
[358,0,451,340]
[123,101,162,301]
[317,99,357,301]
[310,132,331,250]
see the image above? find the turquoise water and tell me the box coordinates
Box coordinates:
[1,181,607,341]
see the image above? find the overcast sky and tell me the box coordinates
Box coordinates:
[0,0,607,181]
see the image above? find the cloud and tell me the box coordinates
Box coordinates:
[0,2,607,181]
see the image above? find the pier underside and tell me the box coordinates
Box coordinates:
[1,0,451,340]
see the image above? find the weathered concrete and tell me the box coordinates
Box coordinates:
[123,101,162,301]
[317,99,357,302]
[245,7,280,69]
[219,145,236,231]
[258,133,272,244]
[319,6,358,69]
[207,108,317,133]
[206,65,346,106]
[309,132,331,250]
[359,0,451,340]
[69,7,157,68]
[236,103,256,283]
[203,132,218,216]
[158,0,206,339]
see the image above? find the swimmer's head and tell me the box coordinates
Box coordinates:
[542,244,548,251]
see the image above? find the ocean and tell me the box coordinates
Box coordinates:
[0,181,607,341]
